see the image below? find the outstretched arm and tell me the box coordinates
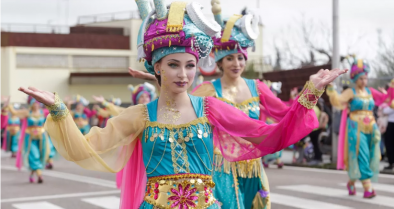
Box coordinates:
[206,68,347,161]
[18,87,146,172]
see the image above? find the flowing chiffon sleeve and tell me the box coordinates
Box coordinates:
[84,107,97,118]
[44,94,146,172]
[370,87,391,106]
[105,103,127,117]
[1,113,7,129]
[257,80,292,121]
[7,105,29,119]
[326,86,353,110]
[205,82,322,161]
[191,81,216,97]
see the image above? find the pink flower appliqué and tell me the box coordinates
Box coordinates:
[168,184,198,208]
[363,116,371,125]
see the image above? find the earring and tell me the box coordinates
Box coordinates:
[157,70,160,74]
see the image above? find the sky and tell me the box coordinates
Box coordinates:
[2,0,394,70]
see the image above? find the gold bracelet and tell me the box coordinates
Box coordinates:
[297,81,325,109]
[45,93,69,121]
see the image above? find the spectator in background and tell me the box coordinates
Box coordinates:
[308,98,329,165]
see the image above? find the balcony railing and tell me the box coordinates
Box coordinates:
[1,23,70,34]
[77,10,140,25]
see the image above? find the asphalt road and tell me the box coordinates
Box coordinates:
[2,151,394,209]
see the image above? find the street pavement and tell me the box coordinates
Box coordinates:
[2,150,394,209]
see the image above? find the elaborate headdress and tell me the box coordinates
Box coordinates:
[109,97,122,106]
[73,95,90,106]
[27,95,40,107]
[263,80,282,94]
[211,0,259,62]
[136,0,221,74]
[128,82,156,105]
[347,56,370,83]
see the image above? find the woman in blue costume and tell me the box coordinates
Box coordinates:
[1,101,22,158]
[66,95,96,134]
[327,58,392,198]
[191,1,296,207]
[11,96,52,183]
[19,0,344,208]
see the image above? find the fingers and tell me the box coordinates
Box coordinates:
[27,86,41,93]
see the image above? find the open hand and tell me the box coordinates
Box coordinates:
[18,87,55,106]
[92,95,105,103]
[310,69,348,90]
[128,67,156,81]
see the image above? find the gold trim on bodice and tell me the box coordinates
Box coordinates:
[6,125,20,135]
[74,118,89,128]
[213,148,261,178]
[144,173,216,209]
[26,126,45,139]
[349,110,375,134]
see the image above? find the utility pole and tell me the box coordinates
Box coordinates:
[332,0,340,166]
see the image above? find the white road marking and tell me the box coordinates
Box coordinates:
[1,165,116,188]
[81,196,120,209]
[283,166,394,179]
[12,201,64,209]
[2,190,120,203]
[339,182,394,194]
[270,193,353,209]
[278,184,394,208]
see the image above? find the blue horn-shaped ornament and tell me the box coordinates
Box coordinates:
[211,0,224,28]
[136,0,152,20]
[153,0,167,20]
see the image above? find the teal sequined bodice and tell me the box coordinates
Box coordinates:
[8,115,20,125]
[141,95,214,177]
[73,111,87,119]
[349,88,375,112]
[212,78,260,119]
[27,111,45,127]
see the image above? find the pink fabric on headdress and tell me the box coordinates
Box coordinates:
[337,107,348,170]
[16,118,27,170]
[119,140,147,209]
[205,96,318,161]
[1,114,8,151]
[213,36,249,60]
[143,19,198,62]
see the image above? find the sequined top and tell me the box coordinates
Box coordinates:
[349,88,374,112]
[212,78,260,119]
[142,95,214,177]
[27,110,46,127]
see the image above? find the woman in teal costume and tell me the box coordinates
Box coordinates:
[1,102,21,157]
[66,95,96,135]
[2,113,21,157]
[18,1,343,208]
[327,58,392,198]
[12,97,51,183]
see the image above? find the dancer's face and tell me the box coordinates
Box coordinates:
[137,92,151,104]
[76,103,84,112]
[31,103,40,111]
[356,75,368,88]
[154,53,196,94]
[219,53,246,79]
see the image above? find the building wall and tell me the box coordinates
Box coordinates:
[2,46,144,103]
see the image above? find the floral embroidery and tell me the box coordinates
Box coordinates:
[169,184,198,208]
